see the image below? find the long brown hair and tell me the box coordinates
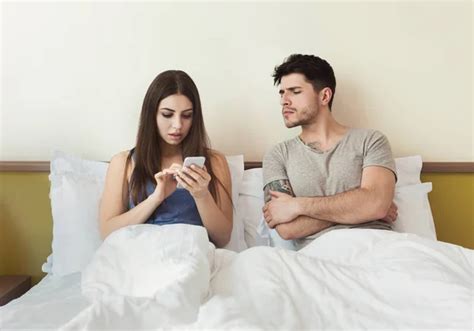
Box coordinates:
[125,70,227,207]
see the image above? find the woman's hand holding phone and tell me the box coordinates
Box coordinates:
[175,157,210,199]
[150,157,208,203]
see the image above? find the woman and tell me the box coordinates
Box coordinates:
[99,70,233,247]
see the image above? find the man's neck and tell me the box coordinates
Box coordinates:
[299,111,349,152]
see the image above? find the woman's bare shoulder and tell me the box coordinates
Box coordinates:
[108,150,134,176]
[208,149,228,166]
[110,150,130,164]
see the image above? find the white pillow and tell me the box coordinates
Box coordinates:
[223,155,247,252]
[237,168,267,247]
[220,154,244,209]
[394,155,422,187]
[41,253,53,273]
[393,182,436,240]
[49,151,107,276]
[240,156,436,248]
[48,151,245,276]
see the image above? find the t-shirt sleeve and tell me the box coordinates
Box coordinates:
[262,144,289,187]
[363,130,397,181]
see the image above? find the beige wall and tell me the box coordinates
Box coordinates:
[1,1,472,162]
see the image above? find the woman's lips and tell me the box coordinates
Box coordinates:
[168,133,182,140]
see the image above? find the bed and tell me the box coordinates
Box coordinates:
[0,152,472,330]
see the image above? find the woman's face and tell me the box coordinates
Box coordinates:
[156,94,194,146]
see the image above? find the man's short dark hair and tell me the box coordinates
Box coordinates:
[273,54,336,109]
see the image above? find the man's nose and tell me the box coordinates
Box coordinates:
[280,93,290,106]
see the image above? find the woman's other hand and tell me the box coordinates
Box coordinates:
[150,164,180,203]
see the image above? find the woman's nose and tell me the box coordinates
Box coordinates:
[172,118,182,129]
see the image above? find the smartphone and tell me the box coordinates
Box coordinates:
[176,156,206,189]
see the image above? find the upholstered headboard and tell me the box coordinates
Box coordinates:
[0,160,472,285]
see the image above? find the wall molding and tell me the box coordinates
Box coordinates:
[0,161,473,173]
[0,162,50,172]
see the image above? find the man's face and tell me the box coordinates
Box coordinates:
[278,73,319,128]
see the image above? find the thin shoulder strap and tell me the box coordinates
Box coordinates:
[129,147,136,160]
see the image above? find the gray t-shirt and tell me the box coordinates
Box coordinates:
[263,128,397,249]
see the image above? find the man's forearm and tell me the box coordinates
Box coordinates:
[297,187,391,225]
[275,215,334,240]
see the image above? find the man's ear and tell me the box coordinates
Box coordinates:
[319,87,333,106]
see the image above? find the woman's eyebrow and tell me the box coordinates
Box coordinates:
[159,108,193,112]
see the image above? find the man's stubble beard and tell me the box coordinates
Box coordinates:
[283,107,317,128]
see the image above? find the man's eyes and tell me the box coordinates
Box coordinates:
[279,91,301,96]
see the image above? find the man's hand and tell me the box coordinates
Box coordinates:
[381,201,398,223]
[262,190,300,228]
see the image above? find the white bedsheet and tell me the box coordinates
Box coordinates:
[1,227,472,330]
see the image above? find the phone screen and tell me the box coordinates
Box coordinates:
[183,156,205,168]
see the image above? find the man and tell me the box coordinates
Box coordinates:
[262,54,398,250]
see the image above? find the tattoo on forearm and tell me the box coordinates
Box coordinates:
[264,179,295,203]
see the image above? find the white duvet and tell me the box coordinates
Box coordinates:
[1,224,472,330]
